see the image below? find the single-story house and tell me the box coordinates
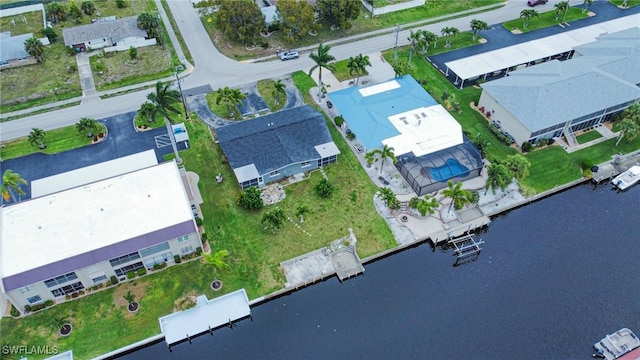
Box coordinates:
[0,32,37,69]
[0,159,200,315]
[62,16,151,52]
[217,105,340,189]
[478,27,640,147]
[329,75,483,195]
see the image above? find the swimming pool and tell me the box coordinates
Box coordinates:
[429,158,469,182]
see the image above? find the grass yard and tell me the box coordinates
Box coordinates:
[256,79,285,112]
[610,0,640,8]
[90,46,174,91]
[133,102,185,129]
[0,123,106,160]
[0,10,43,36]
[204,91,242,119]
[576,130,603,144]
[0,42,81,112]
[502,7,590,33]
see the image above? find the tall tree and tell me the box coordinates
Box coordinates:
[371,144,397,174]
[137,102,157,123]
[407,29,422,67]
[1,170,28,203]
[295,204,310,223]
[67,1,82,21]
[502,155,531,181]
[147,81,182,163]
[441,26,459,47]
[555,1,569,23]
[470,19,488,41]
[81,1,96,16]
[376,187,400,210]
[215,86,246,117]
[24,38,44,63]
[443,180,472,212]
[45,2,67,24]
[272,80,286,106]
[137,13,162,44]
[76,117,99,138]
[392,62,406,78]
[520,9,539,29]
[615,103,640,146]
[277,0,319,42]
[347,53,371,86]
[484,163,511,195]
[214,0,265,44]
[261,208,286,231]
[308,43,336,92]
[582,0,593,13]
[28,128,46,149]
[41,27,58,43]
[416,30,437,55]
[317,0,360,30]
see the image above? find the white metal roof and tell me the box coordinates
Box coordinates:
[159,289,251,345]
[445,13,640,81]
[31,150,158,198]
[233,164,260,183]
[383,105,463,157]
[315,141,340,158]
[358,80,401,97]
[0,161,192,278]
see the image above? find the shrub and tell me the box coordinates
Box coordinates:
[580,159,595,171]
[346,132,356,140]
[137,268,147,276]
[195,218,203,227]
[315,178,334,198]
[24,305,32,313]
[153,263,166,270]
[115,0,126,8]
[78,290,85,296]
[126,271,136,279]
[196,247,203,255]
[334,116,344,127]
[469,190,480,204]
[201,232,208,244]
[31,303,46,311]
[174,254,182,264]
[65,294,72,300]
[408,197,420,209]
[44,299,54,307]
[10,305,20,317]
[238,187,264,209]
[537,138,549,147]
[521,141,532,153]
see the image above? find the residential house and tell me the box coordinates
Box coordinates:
[217,105,340,189]
[0,32,37,69]
[62,16,153,52]
[329,75,483,195]
[477,27,640,148]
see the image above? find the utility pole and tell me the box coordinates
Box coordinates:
[174,71,189,119]
[393,23,400,64]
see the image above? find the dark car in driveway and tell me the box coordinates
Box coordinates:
[527,0,548,6]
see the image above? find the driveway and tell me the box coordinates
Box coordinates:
[1,112,175,201]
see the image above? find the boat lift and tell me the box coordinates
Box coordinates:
[447,233,484,266]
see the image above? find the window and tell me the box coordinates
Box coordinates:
[177,235,190,243]
[144,252,173,268]
[20,286,34,294]
[92,275,107,284]
[301,161,311,168]
[139,242,170,258]
[109,252,141,267]
[44,272,78,288]
[115,262,145,277]
[269,170,280,176]
[27,295,42,304]
[51,282,85,297]
[181,246,194,255]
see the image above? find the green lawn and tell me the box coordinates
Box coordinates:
[0,10,43,36]
[256,79,285,112]
[576,130,603,144]
[610,0,640,8]
[0,123,107,160]
[503,7,590,33]
[133,103,186,130]
[204,92,241,119]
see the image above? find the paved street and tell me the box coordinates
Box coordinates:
[0,0,629,141]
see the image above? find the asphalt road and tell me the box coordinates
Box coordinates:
[0,0,595,141]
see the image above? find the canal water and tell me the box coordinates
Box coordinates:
[119,183,639,359]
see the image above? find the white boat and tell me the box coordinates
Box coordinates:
[593,328,640,360]
[612,165,640,191]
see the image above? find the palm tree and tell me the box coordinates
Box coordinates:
[308,43,336,92]
[272,80,286,106]
[347,54,371,86]
[295,204,310,223]
[1,170,28,203]
[407,29,423,67]
[442,180,472,212]
[616,118,639,147]
[520,9,539,29]
[470,19,489,41]
[441,26,459,47]
[582,0,593,13]
[215,86,246,118]
[502,155,531,181]
[371,144,397,174]
[364,151,377,167]
[147,81,182,163]
[206,249,230,289]
[416,30,438,56]
[76,117,99,138]
[415,196,439,216]
[28,128,46,149]
[392,62,406,78]
[376,187,400,209]
[261,208,286,232]
[555,1,569,23]
[484,163,511,195]
[137,102,157,123]
[81,1,96,16]
[24,38,44,63]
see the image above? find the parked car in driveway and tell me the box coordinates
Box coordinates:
[279,50,299,61]
[527,0,547,6]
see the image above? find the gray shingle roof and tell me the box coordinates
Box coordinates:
[217,105,335,175]
[0,32,32,63]
[62,16,147,46]
[481,28,640,132]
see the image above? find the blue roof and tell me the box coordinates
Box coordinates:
[217,105,334,175]
[328,75,438,150]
